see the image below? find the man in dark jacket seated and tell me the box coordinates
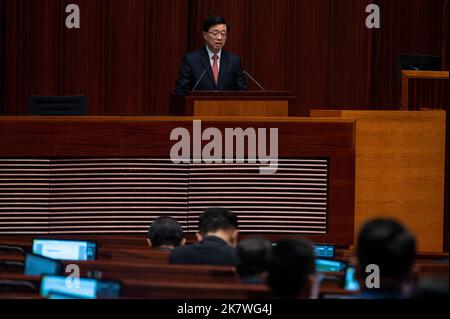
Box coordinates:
[169,207,239,266]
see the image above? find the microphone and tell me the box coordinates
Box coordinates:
[192,69,206,92]
[243,70,266,91]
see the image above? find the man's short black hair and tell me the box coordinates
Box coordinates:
[198,207,238,235]
[236,236,272,278]
[267,238,315,299]
[148,216,184,248]
[357,218,416,281]
[203,15,230,33]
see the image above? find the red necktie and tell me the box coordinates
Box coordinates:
[212,54,219,84]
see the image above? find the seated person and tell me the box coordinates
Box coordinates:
[147,216,186,252]
[355,218,416,299]
[169,207,239,266]
[267,238,317,299]
[236,236,272,284]
[412,277,449,299]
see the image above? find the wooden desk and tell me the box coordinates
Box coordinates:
[310,110,446,252]
[171,91,296,117]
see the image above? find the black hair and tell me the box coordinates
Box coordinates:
[357,218,416,281]
[198,207,238,235]
[148,216,184,248]
[267,238,315,299]
[236,236,272,278]
[203,15,230,33]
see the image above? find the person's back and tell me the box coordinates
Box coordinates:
[147,216,186,252]
[267,238,317,299]
[355,218,416,299]
[169,208,239,266]
[236,236,271,284]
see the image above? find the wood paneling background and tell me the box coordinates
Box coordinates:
[0,0,448,115]
[371,0,448,107]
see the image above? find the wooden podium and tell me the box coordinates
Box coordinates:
[170,91,295,117]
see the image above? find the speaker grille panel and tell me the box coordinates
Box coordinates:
[0,159,328,235]
[187,159,328,234]
[0,159,50,234]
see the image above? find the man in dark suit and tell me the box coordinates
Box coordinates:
[169,207,239,266]
[174,16,248,94]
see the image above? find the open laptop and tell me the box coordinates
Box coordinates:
[24,253,64,276]
[40,276,122,299]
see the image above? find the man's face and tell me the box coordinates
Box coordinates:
[203,23,228,53]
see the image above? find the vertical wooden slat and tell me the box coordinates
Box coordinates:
[3,0,63,114]
[145,0,189,115]
[372,0,446,108]
[0,0,4,113]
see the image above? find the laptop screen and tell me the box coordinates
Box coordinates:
[24,254,63,276]
[32,239,96,261]
[313,244,335,259]
[41,276,97,299]
[315,258,347,272]
[40,276,122,299]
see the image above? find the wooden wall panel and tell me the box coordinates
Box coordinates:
[289,0,331,116]
[188,0,247,57]
[3,0,64,114]
[443,0,449,70]
[372,0,447,107]
[0,0,448,114]
[145,0,189,115]
[244,0,290,92]
[327,0,372,110]
[1,0,187,115]
[0,116,356,245]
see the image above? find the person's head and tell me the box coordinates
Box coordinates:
[267,238,316,299]
[202,15,230,53]
[197,207,238,246]
[236,236,272,279]
[357,218,416,291]
[147,216,186,250]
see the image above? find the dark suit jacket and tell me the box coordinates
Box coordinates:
[169,236,238,266]
[174,47,248,94]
